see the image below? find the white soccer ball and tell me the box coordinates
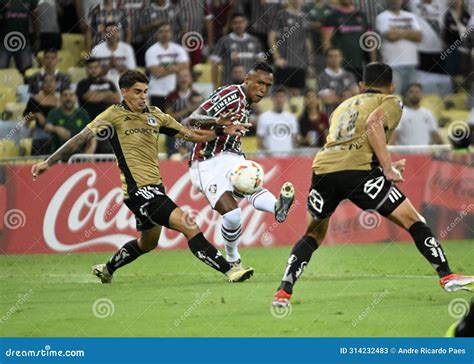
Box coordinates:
[229,160,264,195]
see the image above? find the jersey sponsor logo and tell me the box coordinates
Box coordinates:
[147,115,157,126]
[363,176,385,199]
[424,237,440,248]
[424,237,446,262]
[209,91,239,114]
[308,189,324,213]
[124,128,158,136]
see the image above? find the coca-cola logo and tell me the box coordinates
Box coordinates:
[43,165,280,252]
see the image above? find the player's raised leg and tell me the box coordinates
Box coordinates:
[388,199,474,292]
[247,181,295,223]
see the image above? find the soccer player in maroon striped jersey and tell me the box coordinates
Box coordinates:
[187,62,295,278]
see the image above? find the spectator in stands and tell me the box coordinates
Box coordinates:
[303,0,334,74]
[322,0,375,81]
[23,74,60,155]
[28,49,71,95]
[318,47,359,116]
[75,57,121,153]
[257,88,299,156]
[58,0,82,33]
[353,0,388,28]
[230,63,246,84]
[37,0,62,51]
[0,0,37,75]
[269,0,310,96]
[391,83,442,146]
[244,0,284,53]
[210,13,263,89]
[91,21,137,89]
[205,0,235,50]
[442,0,471,78]
[409,0,445,75]
[145,21,190,110]
[86,0,130,51]
[139,0,182,67]
[119,0,148,67]
[299,89,329,147]
[376,0,422,95]
[179,0,205,65]
[165,68,203,156]
[44,89,94,156]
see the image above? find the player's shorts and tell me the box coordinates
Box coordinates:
[307,167,406,220]
[123,184,178,231]
[189,153,245,208]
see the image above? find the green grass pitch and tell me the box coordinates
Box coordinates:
[1,241,473,337]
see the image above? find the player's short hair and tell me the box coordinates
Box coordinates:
[363,62,393,88]
[119,70,149,88]
[250,62,273,74]
[324,47,342,57]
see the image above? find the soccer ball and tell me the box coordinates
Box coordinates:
[229,160,264,195]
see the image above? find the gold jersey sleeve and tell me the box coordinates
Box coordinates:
[86,105,120,136]
[312,93,403,174]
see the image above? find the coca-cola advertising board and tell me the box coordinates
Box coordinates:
[0,155,472,255]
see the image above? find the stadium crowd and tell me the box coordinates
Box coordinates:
[0,0,473,159]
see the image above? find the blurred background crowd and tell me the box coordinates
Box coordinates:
[0,0,473,160]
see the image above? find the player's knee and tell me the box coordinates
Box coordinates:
[222,207,241,228]
[138,236,158,252]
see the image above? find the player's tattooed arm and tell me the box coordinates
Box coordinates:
[188,108,239,128]
[31,127,95,180]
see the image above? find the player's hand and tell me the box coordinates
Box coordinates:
[224,123,252,136]
[217,111,239,126]
[384,165,404,183]
[392,159,406,173]
[31,161,49,181]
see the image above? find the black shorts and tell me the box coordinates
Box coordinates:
[274,67,306,89]
[123,184,178,231]
[307,168,406,220]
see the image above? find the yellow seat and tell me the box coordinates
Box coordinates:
[4,102,26,120]
[0,140,19,158]
[19,137,32,156]
[0,68,24,88]
[257,97,273,114]
[24,67,41,79]
[287,96,305,117]
[57,50,79,72]
[444,93,468,110]
[68,67,87,83]
[440,110,470,126]
[421,94,444,119]
[62,34,86,56]
[241,136,258,153]
[193,63,212,84]
[0,86,17,113]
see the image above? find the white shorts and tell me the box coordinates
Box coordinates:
[189,153,245,208]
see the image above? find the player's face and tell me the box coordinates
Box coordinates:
[244,70,273,103]
[122,82,148,112]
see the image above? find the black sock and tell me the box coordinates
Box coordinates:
[455,301,474,337]
[188,232,231,274]
[278,235,319,294]
[106,239,144,274]
[408,221,452,278]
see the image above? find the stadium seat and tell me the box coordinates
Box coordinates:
[19,137,32,156]
[241,136,258,153]
[0,69,23,88]
[287,96,304,117]
[4,102,26,121]
[0,139,19,158]
[0,85,18,114]
[444,93,468,110]
[62,34,86,58]
[57,50,79,72]
[193,63,212,84]
[68,67,87,83]
[257,97,273,114]
[24,67,40,79]
[421,94,444,120]
[440,110,470,126]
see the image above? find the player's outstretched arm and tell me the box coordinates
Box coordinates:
[366,108,404,182]
[31,127,95,180]
[176,123,251,143]
[188,109,239,128]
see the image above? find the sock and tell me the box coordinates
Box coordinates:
[408,221,452,278]
[278,235,319,294]
[221,208,242,262]
[106,239,144,274]
[188,232,231,274]
[455,301,474,337]
[247,188,277,213]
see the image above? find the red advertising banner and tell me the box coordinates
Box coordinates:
[0,155,472,255]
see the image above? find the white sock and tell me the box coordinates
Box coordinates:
[247,188,277,213]
[221,208,242,263]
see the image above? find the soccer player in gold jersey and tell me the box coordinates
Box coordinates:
[31,70,254,283]
[272,63,474,307]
